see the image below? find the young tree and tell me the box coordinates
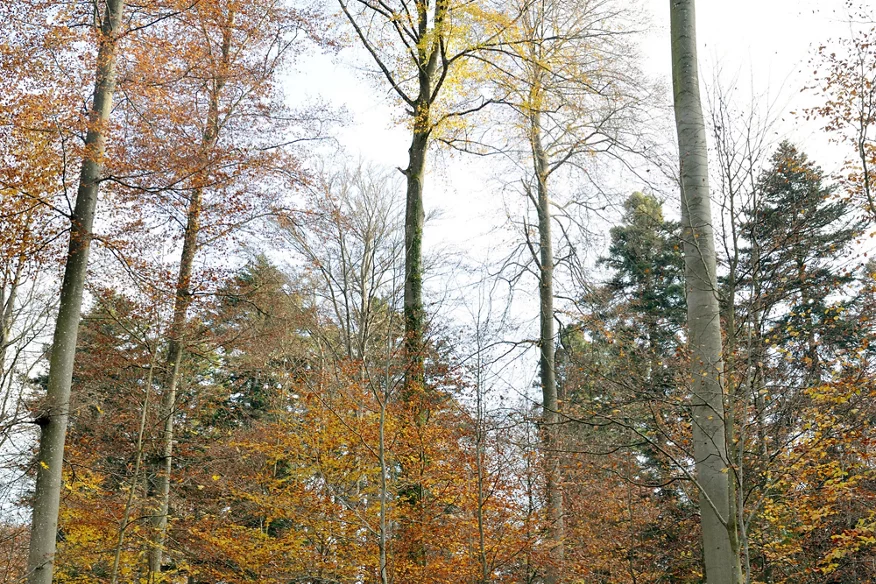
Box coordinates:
[706,77,779,582]
[279,163,405,583]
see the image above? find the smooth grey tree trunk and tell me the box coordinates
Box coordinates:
[530,108,565,584]
[669,1,741,582]
[26,2,126,583]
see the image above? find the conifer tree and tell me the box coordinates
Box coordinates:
[743,142,861,385]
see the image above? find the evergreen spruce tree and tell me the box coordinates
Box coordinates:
[744,141,861,385]
[601,192,686,394]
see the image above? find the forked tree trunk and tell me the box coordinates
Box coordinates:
[401,0,446,396]
[26,2,126,582]
[669,1,741,582]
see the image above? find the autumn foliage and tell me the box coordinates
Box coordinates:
[2,1,876,584]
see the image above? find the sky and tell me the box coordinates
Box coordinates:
[290,0,859,238]
[642,0,856,156]
[282,0,865,397]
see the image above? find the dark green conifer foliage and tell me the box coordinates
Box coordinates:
[600,192,686,393]
[743,142,861,383]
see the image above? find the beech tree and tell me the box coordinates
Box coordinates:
[669,0,741,581]
[484,1,650,577]
[336,0,519,392]
[82,1,329,575]
[25,2,127,582]
[704,79,779,581]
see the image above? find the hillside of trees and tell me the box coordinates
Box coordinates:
[1,1,875,583]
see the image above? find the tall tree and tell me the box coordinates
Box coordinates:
[669,1,741,581]
[26,1,127,582]
[145,4,232,574]
[336,0,516,393]
[487,1,649,577]
[743,142,860,386]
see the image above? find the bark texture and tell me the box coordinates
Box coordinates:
[669,1,741,582]
[531,108,565,584]
[403,125,428,393]
[26,2,126,582]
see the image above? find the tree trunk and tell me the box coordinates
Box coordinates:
[377,396,389,584]
[530,108,564,584]
[402,120,428,394]
[147,18,230,575]
[148,183,202,579]
[402,0,444,395]
[111,360,155,584]
[474,321,489,584]
[669,1,741,582]
[26,2,125,582]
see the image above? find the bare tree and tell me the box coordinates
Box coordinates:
[707,74,779,584]
[279,161,405,583]
[480,0,652,579]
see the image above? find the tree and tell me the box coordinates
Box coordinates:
[336,0,515,393]
[48,288,161,584]
[705,75,779,583]
[561,194,701,582]
[26,2,127,581]
[278,162,405,583]
[728,144,862,582]
[809,10,876,223]
[602,192,686,393]
[483,1,651,577]
[742,142,860,386]
[669,1,741,581]
[758,373,876,583]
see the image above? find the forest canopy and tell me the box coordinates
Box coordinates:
[1,1,875,583]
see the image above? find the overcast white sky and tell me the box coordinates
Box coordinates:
[291,0,858,239]
[283,0,864,395]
